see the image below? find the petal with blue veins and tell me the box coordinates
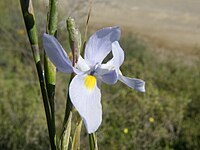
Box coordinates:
[43,33,73,73]
[69,75,102,133]
[119,74,145,92]
[84,26,121,66]
[101,70,118,85]
[95,67,118,85]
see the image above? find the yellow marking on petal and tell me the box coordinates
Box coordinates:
[84,75,96,90]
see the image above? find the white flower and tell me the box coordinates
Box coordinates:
[43,27,145,133]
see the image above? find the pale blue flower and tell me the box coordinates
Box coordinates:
[100,41,145,92]
[43,27,145,133]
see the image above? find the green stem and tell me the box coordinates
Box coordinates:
[63,18,81,124]
[60,17,82,149]
[89,133,98,150]
[71,114,82,150]
[61,111,72,150]
[44,57,56,149]
[19,0,54,149]
[47,0,58,35]
[60,74,74,149]
[45,0,58,149]
[63,74,74,125]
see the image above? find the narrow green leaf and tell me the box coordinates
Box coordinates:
[61,111,73,150]
[71,115,82,150]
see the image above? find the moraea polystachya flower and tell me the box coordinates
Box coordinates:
[43,27,145,133]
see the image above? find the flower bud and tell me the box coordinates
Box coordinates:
[67,17,81,65]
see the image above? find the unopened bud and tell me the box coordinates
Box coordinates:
[67,17,81,65]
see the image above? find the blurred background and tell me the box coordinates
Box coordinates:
[0,0,200,149]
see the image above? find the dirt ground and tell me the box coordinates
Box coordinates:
[88,0,200,60]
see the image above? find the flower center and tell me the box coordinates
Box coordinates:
[84,75,97,90]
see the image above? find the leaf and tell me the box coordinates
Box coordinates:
[61,111,72,150]
[71,116,82,150]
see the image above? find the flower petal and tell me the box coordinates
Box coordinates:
[69,75,102,133]
[43,33,73,73]
[99,59,115,71]
[95,66,118,85]
[119,74,145,92]
[75,56,90,72]
[112,41,124,69]
[84,26,121,66]
[100,70,118,85]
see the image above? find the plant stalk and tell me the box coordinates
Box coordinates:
[45,0,58,149]
[19,0,54,149]
[61,17,82,149]
[89,133,98,150]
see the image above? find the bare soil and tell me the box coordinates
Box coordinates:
[89,0,200,61]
